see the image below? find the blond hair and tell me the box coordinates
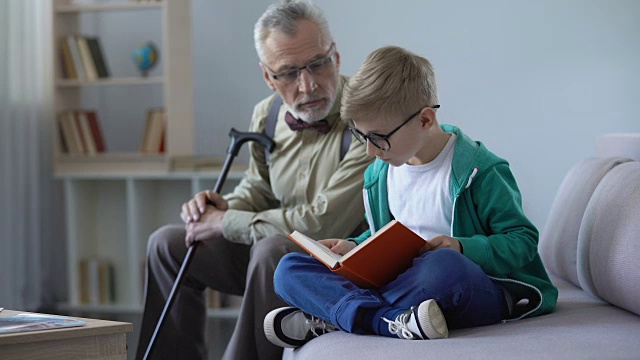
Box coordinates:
[341,46,438,125]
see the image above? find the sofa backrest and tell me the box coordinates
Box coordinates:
[576,161,640,316]
[539,157,630,287]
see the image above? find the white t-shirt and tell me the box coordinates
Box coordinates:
[387,134,457,240]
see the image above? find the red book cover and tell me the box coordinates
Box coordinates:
[85,111,106,153]
[158,127,165,153]
[288,220,426,288]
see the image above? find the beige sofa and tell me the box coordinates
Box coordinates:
[284,157,640,360]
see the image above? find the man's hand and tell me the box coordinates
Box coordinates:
[318,239,357,256]
[419,235,461,254]
[184,205,226,247]
[181,190,229,224]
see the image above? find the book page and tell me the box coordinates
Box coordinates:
[288,231,342,269]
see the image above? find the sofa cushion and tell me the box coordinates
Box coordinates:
[539,157,630,287]
[596,133,640,161]
[283,276,640,360]
[577,162,640,315]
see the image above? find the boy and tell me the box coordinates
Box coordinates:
[264,46,558,347]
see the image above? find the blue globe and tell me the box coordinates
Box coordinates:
[132,42,159,76]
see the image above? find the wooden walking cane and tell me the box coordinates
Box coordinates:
[143,128,275,360]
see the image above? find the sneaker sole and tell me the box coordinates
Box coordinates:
[418,299,449,339]
[263,307,305,348]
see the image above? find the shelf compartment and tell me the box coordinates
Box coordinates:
[65,179,129,306]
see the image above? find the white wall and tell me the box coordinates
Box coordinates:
[95,0,639,232]
[192,0,640,231]
[316,0,640,230]
[191,0,274,161]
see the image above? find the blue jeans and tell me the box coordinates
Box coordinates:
[274,248,507,336]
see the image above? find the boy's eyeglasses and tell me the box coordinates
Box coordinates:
[350,105,440,151]
[263,43,336,85]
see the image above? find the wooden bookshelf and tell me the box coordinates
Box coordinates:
[51,0,193,175]
[47,0,249,326]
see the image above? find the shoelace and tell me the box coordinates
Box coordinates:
[382,308,417,340]
[306,315,336,337]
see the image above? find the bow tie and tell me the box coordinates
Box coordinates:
[285,112,330,134]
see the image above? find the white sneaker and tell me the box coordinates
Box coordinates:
[264,307,338,348]
[383,299,449,340]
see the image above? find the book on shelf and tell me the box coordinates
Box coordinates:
[206,289,223,309]
[61,111,86,154]
[59,38,77,79]
[73,111,90,154]
[288,220,427,288]
[85,110,106,153]
[86,37,110,78]
[58,112,81,155]
[76,36,98,81]
[77,111,97,155]
[140,108,166,154]
[57,110,106,156]
[57,122,69,154]
[65,35,86,81]
[0,313,86,335]
[60,35,109,81]
[78,256,116,305]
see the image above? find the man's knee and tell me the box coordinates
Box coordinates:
[147,224,185,262]
[249,234,292,265]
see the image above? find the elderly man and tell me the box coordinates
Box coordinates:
[135,1,372,359]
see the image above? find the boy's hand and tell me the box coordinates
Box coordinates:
[420,235,461,254]
[318,239,357,256]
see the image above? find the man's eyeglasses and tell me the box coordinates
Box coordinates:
[350,105,441,151]
[264,43,336,85]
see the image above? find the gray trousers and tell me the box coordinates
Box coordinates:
[135,224,304,360]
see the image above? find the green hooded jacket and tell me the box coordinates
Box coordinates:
[348,124,558,320]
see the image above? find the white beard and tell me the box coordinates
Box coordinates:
[290,96,336,123]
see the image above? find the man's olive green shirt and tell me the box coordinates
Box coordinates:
[222,76,373,244]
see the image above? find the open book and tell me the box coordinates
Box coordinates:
[288,220,426,288]
[0,313,86,334]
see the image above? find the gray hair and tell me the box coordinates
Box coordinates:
[254,1,334,62]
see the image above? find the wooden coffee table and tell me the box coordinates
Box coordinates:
[0,309,132,360]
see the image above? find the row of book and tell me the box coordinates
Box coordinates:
[77,256,241,308]
[60,35,110,81]
[58,110,106,155]
[78,257,115,305]
[57,108,166,155]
